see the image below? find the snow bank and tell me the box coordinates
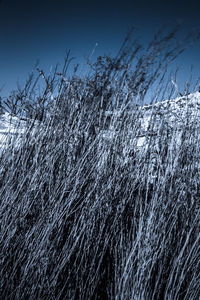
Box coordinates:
[0,112,26,152]
[0,92,200,153]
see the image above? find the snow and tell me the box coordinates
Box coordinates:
[0,92,200,153]
[136,91,200,146]
[0,112,26,152]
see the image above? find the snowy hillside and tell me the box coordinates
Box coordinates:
[0,91,200,153]
[101,91,200,147]
[141,91,200,132]
[137,91,200,146]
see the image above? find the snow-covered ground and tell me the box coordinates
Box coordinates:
[0,112,26,152]
[137,91,200,146]
[0,92,200,153]
[102,91,200,148]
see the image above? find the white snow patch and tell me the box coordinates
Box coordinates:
[0,113,26,152]
[0,91,200,156]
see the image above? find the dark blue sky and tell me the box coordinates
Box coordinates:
[0,0,200,97]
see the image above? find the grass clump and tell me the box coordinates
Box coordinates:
[0,27,200,299]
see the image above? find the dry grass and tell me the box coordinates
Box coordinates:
[0,28,200,299]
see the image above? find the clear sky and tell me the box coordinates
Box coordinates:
[0,0,200,97]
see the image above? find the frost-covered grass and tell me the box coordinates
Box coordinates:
[0,28,200,299]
